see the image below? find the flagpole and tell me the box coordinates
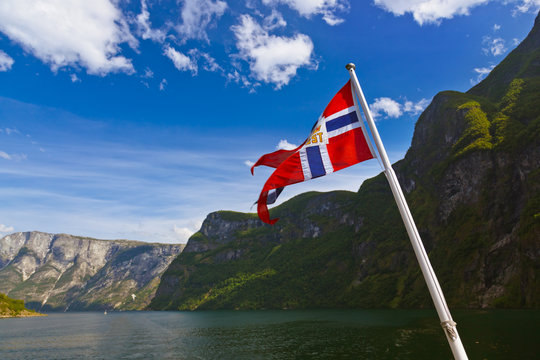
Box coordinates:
[346,63,468,360]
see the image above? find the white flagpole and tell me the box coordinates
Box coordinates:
[346,63,469,360]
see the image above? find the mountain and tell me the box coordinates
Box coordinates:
[0,231,184,311]
[150,13,540,311]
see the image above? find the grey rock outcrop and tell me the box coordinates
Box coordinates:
[0,231,183,311]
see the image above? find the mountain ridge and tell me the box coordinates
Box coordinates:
[0,231,184,311]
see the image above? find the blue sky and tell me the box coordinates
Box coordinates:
[0,1,538,243]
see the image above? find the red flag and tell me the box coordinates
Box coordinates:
[252,81,376,224]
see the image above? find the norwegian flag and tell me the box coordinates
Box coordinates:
[252,80,376,224]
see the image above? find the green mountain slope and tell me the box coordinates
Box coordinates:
[150,13,540,311]
[0,292,43,318]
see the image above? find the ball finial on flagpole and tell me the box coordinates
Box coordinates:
[345,63,356,70]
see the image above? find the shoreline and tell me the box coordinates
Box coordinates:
[0,310,47,319]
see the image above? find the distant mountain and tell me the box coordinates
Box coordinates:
[150,13,540,311]
[0,231,183,311]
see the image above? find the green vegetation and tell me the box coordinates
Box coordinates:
[452,101,492,157]
[0,292,43,317]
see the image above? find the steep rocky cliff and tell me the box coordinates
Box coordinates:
[151,13,540,311]
[0,231,183,311]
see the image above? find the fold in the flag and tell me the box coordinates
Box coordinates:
[251,80,376,224]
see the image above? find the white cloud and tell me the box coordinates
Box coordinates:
[375,1,539,25]
[373,0,489,25]
[493,23,501,31]
[5,128,20,135]
[226,70,254,88]
[0,224,14,234]
[482,36,507,56]
[370,97,430,119]
[201,53,222,72]
[136,0,167,42]
[231,15,314,89]
[263,10,287,30]
[188,49,223,73]
[470,64,495,85]
[276,139,297,150]
[321,12,346,26]
[0,50,14,71]
[244,160,255,167]
[0,151,11,160]
[0,0,137,75]
[164,46,198,74]
[512,38,521,46]
[70,74,80,83]
[0,151,27,161]
[142,67,154,78]
[513,0,540,14]
[403,98,430,115]
[262,0,349,26]
[159,78,167,91]
[173,225,196,242]
[370,97,402,119]
[176,0,227,42]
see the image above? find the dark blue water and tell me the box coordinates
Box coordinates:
[0,310,538,359]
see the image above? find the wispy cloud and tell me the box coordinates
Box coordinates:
[142,67,154,78]
[164,46,198,74]
[374,0,538,25]
[135,0,167,42]
[512,0,540,15]
[470,64,495,85]
[188,49,223,73]
[0,50,14,71]
[262,0,349,25]
[0,224,14,234]
[0,95,409,243]
[373,0,490,25]
[3,128,21,135]
[276,139,298,150]
[0,151,11,160]
[175,0,227,42]
[0,100,273,242]
[70,74,81,83]
[370,97,430,120]
[231,14,314,89]
[0,140,261,242]
[482,36,507,56]
[159,78,167,91]
[0,150,26,161]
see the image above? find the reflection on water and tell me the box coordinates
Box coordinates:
[0,310,538,359]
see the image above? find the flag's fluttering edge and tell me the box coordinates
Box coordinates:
[251,81,376,224]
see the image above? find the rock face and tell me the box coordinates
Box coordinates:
[151,13,540,311]
[0,232,183,311]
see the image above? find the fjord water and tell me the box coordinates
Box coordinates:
[0,310,538,359]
